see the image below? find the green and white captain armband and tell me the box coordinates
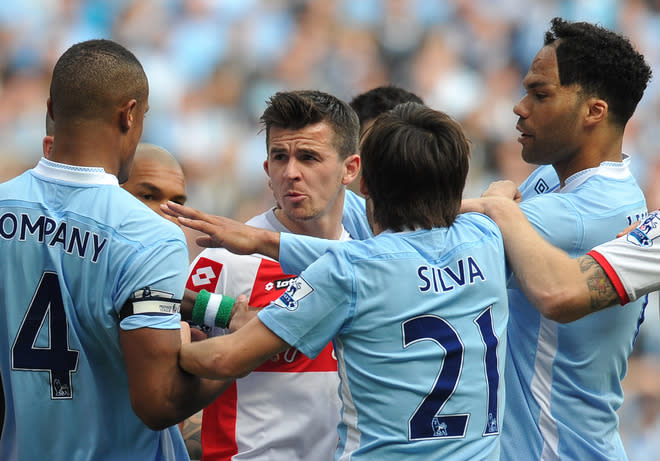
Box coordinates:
[119,287,181,320]
[192,289,236,329]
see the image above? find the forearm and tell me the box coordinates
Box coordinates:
[165,365,232,426]
[120,327,229,431]
[180,317,289,380]
[482,198,597,322]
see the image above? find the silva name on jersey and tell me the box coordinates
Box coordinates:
[417,256,486,293]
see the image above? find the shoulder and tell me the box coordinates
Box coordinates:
[116,196,187,248]
[519,165,560,198]
[453,212,500,233]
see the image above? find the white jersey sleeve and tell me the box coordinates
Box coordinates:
[588,210,660,304]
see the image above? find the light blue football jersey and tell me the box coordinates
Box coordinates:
[342,189,371,240]
[259,213,509,460]
[502,158,647,460]
[0,159,190,461]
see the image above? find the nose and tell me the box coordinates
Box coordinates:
[284,158,301,179]
[513,95,528,119]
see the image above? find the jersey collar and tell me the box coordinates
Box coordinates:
[559,154,632,194]
[33,157,119,186]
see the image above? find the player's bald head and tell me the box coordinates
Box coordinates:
[122,143,187,224]
[49,39,148,123]
[134,143,183,173]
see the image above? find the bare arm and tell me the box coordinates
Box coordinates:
[180,298,289,380]
[462,196,621,322]
[119,323,231,431]
[161,201,281,260]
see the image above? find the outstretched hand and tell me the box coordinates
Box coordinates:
[161,201,280,259]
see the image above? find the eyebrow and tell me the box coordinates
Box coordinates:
[136,182,187,202]
[524,80,553,90]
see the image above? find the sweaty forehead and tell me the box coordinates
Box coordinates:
[268,122,337,150]
[523,46,559,88]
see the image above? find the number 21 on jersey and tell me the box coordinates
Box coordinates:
[403,306,500,440]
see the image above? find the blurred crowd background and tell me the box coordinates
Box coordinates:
[0,1,659,458]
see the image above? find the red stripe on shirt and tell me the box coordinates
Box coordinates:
[587,250,629,305]
[201,382,238,461]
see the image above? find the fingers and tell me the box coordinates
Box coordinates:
[481,180,520,200]
[616,221,639,238]
[180,321,192,345]
[162,201,208,221]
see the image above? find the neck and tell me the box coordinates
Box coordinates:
[553,135,623,186]
[273,208,344,240]
[49,123,123,177]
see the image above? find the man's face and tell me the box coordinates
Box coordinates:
[122,157,187,225]
[264,121,356,233]
[513,45,585,169]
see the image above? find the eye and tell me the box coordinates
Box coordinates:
[141,194,154,201]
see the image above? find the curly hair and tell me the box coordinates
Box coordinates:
[544,17,652,126]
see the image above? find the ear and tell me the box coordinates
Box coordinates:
[584,98,608,127]
[263,159,270,177]
[43,136,54,158]
[342,154,361,186]
[119,99,138,133]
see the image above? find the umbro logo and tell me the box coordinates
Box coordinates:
[534,179,549,195]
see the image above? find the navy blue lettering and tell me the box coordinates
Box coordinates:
[418,266,431,292]
[49,221,68,248]
[20,214,46,242]
[66,227,89,257]
[444,259,466,285]
[467,257,485,283]
[0,213,18,239]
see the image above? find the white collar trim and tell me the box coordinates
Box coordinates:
[559,154,632,193]
[33,157,119,186]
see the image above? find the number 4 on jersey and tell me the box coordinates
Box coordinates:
[12,271,79,399]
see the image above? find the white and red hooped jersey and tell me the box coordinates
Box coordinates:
[186,209,345,461]
[588,210,660,304]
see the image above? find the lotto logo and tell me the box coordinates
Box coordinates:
[265,277,297,291]
[186,258,223,292]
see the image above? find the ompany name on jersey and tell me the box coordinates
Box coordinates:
[417,256,485,293]
[0,212,108,263]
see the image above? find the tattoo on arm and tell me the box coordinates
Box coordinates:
[578,256,620,313]
[182,410,203,460]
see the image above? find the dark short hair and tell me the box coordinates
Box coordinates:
[361,102,470,231]
[350,85,424,129]
[544,17,652,126]
[50,39,148,122]
[260,90,359,159]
